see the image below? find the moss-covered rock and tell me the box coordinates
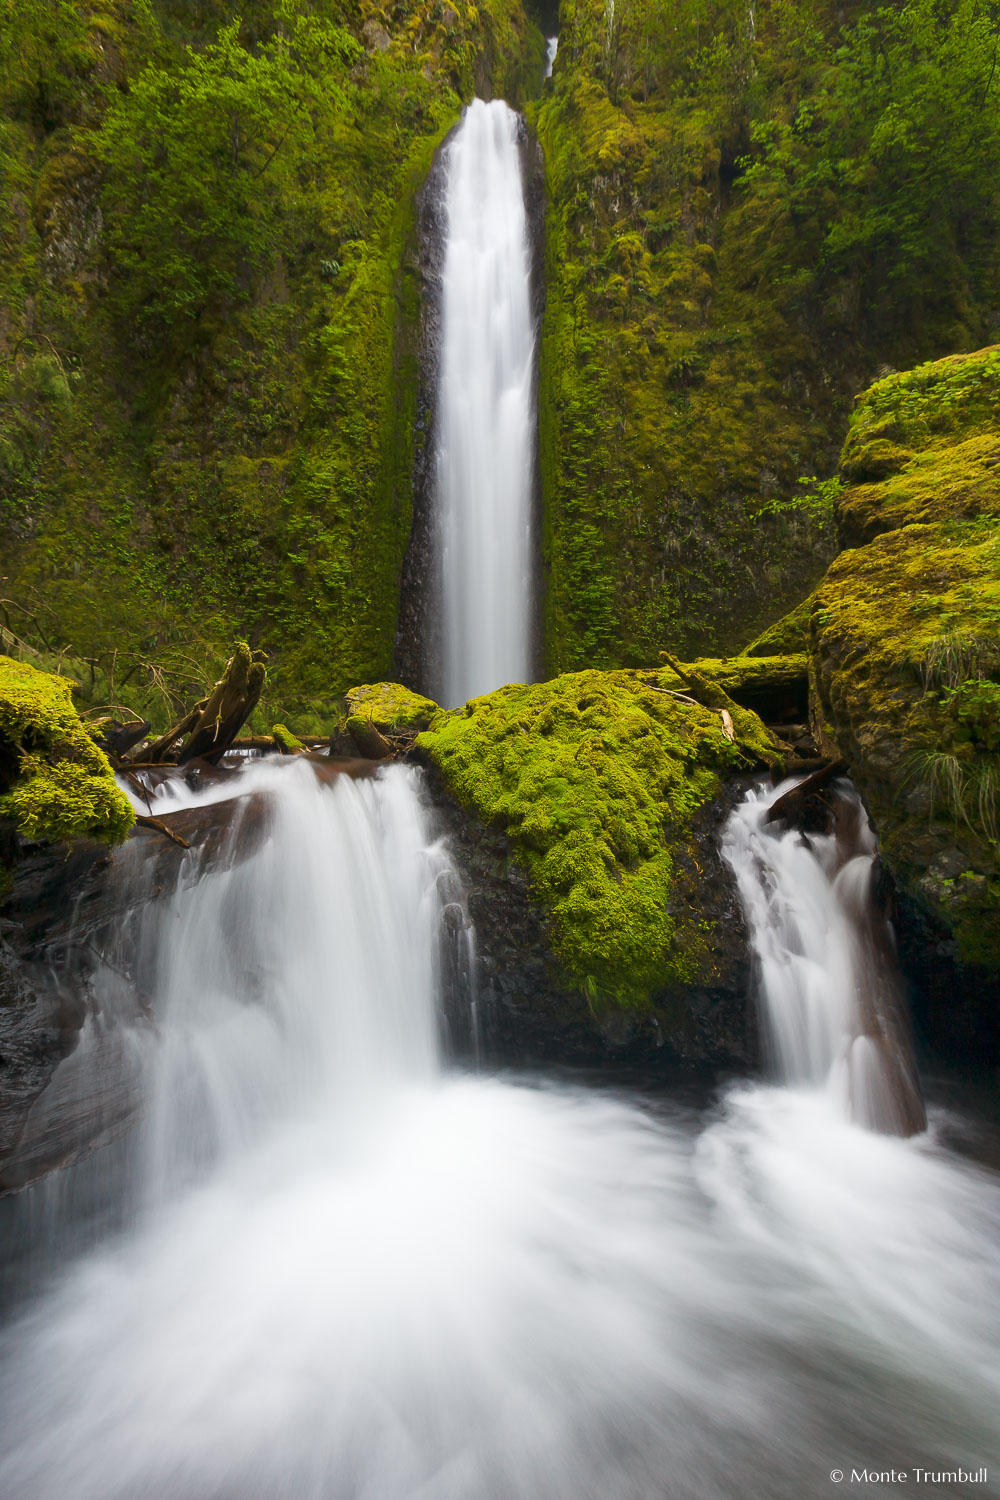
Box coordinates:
[345,681,439,732]
[0,656,134,846]
[742,596,814,658]
[811,346,1000,982]
[417,667,774,1011]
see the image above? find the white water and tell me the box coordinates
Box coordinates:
[1,764,999,1497]
[544,35,558,77]
[722,777,925,1134]
[434,98,536,706]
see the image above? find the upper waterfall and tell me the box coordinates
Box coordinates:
[433,98,536,707]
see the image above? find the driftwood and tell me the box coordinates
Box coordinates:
[180,644,267,764]
[346,717,393,760]
[141,645,267,765]
[659,651,735,712]
[764,759,848,826]
[134,814,191,849]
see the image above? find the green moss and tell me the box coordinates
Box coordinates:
[271,723,305,753]
[0,655,135,845]
[345,681,439,732]
[742,596,813,657]
[841,347,1000,459]
[418,667,774,1008]
[803,346,1000,966]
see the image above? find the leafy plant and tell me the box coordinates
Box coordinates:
[96,14,360,327]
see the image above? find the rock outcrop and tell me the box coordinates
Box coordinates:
[807,348,1000,1057]
[374,667,785,1067]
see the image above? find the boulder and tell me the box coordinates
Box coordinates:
[411,668,780,1067]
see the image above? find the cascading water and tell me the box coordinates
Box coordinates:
[433,98,536,707]
[1,759,999,1498]
[722,776,926,1136]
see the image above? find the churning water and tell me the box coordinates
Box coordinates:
[0,763,998,1499]
[433,99,536,706]
[722,776,927,1136]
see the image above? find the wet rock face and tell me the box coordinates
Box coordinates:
[424,766,758,1072]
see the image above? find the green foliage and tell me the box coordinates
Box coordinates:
[0,0,92,130]
[903,746,1000,846]
[754,475,843,531]
[97,15,361,326]
[0,654,135,844]
[916,630,1000,693]
[0,0,541,712]
[738,0,1000,341]
[418,668,774,1007]
[532,0,1000,672]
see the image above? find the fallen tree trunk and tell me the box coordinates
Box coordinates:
[764,759,848,826]
[178,644,267,764]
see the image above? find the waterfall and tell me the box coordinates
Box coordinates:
[722,776,926,1136]
[1,761,999,1498]
[544,36,558,77]
[433,98,536,707]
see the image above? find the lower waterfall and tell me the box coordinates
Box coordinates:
[0,762,998,1499]
[722,776,926,1136]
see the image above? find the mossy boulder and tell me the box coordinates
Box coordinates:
[742,595,814,658]
[0,656,134,846]
[811,521,1000,966]
[810,346,1000,1004]
[345,681,439,733]
[416,668,775,1024]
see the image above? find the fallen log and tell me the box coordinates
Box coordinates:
[346,716,393,760]
[105,719,151,759]
[764,759,848,826]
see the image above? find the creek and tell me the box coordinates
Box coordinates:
[0,762,997,1499]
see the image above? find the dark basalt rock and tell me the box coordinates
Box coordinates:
[424,766,759,1073]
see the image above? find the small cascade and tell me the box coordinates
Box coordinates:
[722,776,926,1136]
[544,35,558,77]
[433,98,536,707]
